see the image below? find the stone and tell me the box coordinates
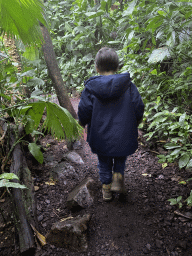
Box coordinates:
[51,162,78,181]
[73,140,82,150]
[65,151,84,165]
[67,177,95,209]
[155,239,163,248]
[43,152,55,163]
[46,214,91,252]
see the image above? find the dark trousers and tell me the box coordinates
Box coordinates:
[97,155,127,185]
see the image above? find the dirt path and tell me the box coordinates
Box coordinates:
[29,134,192,256]
[1,97,192,255]
[32,97,192,256]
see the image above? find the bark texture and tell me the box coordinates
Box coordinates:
[10,129,36,254]
[40,25,77,119]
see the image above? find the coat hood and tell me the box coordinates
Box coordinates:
[84,72,131,100]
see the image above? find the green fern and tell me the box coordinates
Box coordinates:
[25,101,83,140]
[0,0,46,45]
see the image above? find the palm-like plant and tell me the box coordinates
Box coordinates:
[0,0,46,45]
[0,0,83,163]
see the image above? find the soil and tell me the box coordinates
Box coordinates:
[1,97,192,256]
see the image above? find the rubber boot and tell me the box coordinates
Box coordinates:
[111,172,126,194]
[102,184,112,201]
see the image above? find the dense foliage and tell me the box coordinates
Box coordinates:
[1,0,192,204]
[44,0,192,171]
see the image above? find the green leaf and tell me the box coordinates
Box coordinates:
[170,148,181,156]
[85,11,104,18]
[26,102,45,129]
[177,196,182,202]
[25,118,35,134]
[186,194,192,206]
[122,0,136,16]
[27,77,45,88]
[0,173,19,180]
[164,143,181,150]
[148,47,170,63]
[0,179,27,189]
[0,93,11,101]
[179,113,186,124]
[168,198,177,205]
[150,69,157,75]
[0,0,46,45]
[158,10,166,16]
[23,45,39,60]
[179,154,190,169]
[186,159,192,168]
[43,102,81,140]
[146,16,163,32]
[28,143,43,164]
[107,41,121,44]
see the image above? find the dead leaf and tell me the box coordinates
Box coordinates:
[45,181,56,186]
[60,216,73,222]
[179,181,187,185]
[34,186,39,191]
[142,173,151,177]
[0,199,5,203]
[30,224,46,246]
[171,176,182,182]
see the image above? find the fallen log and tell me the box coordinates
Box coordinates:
[9,130,37,254]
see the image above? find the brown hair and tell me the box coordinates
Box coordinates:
[95,47,119,72]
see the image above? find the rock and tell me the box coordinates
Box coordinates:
[51,162,78,181]
[65,151,84,165]
[73,140,82,150]
[67,177,95,209]
[37,215,43,222]
[157,174,165,180]
[146,243,151,250]
[46,214,91,252]
[155,239,163,248]
[43,151,56,163]
[177,240,187,249]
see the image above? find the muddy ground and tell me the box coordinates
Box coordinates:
[1,97,192,255]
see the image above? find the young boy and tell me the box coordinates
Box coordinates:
[78,47,144,201]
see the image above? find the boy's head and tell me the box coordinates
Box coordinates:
[95,47,119,74]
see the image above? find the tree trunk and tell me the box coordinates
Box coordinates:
[40,24,77,119]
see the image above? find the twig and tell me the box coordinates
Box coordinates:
[166,247,170,256]
[53,209,60,218]
[149,150,160,154]
[174,210,192,220]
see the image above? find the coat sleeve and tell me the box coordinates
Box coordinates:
[131,83,144,124]
[78,87,93,127]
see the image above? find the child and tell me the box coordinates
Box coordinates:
[78,47,144,201]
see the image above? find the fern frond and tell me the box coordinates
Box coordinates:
[0,0,46,45]
[25,101,83,140]
[44,102,82,140]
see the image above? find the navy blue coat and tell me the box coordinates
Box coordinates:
[78,73,144,157]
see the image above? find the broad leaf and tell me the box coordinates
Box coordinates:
[0,0,47,45]
[26,102,45,130]
[179,154,190,169]
[0,173,19,180]
[148,47,171,63]
[187,159,192,168]
[164,143,181,149]
[28,143,43,164]
[0,179,27,189]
